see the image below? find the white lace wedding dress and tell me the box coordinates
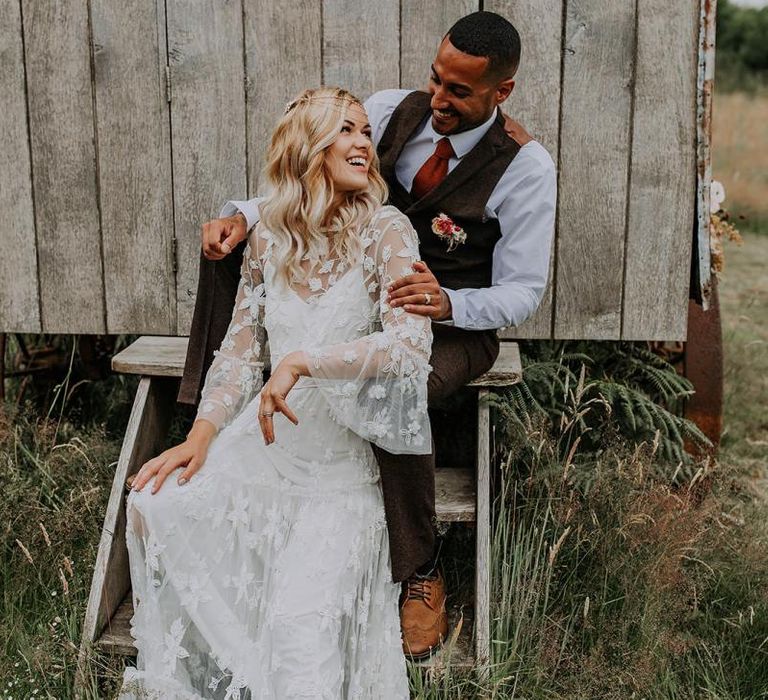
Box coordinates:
[118,206,432,699]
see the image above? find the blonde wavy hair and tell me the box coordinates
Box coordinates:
[259,87,389,286]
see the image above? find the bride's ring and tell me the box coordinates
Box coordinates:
[259,412,274,418]
[424,293,432,306]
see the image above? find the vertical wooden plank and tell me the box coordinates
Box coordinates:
[400,0,477,90]
[554,0,636,339]
[488,0,562,340]
[244,0,321,195]
[622,0,698,340]
[485,1,562,157]
[323,0,399,100]
[91,0,175,334]
[0,0,40,332]
[20,0,104,333]
[475,389,491,670]
[166,0,247,335]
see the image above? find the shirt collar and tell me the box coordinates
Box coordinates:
[422,107,499,159]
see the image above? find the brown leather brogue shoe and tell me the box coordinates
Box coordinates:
[400,569,449,659]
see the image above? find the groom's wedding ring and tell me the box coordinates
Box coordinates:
[259,412,274,417]
[424,293,432,306]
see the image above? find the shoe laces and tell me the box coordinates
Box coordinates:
[403,573,437,603]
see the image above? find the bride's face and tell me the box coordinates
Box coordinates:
[324,103,373,193]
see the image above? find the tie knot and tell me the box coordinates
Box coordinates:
[435,137,454,160]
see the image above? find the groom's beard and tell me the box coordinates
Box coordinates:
[431,108,489,136]
[431,109,460,134]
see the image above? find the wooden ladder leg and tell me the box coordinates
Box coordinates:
[75,375,177,696]
[475,388,491,675]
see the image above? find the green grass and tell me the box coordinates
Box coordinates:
[720,232,768,460]
[678,230,768,700]
[0,407,126,698]
[0,335,144,697]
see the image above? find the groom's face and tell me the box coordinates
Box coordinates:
[428,37,514,135]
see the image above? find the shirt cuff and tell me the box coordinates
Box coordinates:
[220,199,260,231]
[439,287,466,328]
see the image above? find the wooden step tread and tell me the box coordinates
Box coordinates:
[112,336,190,377]
[435,468,475,522]
[468,341,521,387]
[97,592,135,656]
[99,592,474,669]
[112,336,521,387]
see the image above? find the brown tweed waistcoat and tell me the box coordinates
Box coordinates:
[377,90,521,290]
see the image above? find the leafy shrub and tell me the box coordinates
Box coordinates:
[492,341,710,486]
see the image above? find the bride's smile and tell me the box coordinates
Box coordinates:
[325,103,373,193]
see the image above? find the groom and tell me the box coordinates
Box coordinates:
[179,11,556,658]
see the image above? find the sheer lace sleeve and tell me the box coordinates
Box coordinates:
[194,234,266,433]
[304,206,433,454]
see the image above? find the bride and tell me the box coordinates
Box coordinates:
[119,87,433,699]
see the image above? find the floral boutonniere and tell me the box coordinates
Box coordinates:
[431,213,467,252]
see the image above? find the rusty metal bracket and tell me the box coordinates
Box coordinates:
[684,277,723,453]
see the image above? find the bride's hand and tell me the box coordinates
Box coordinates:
[259,351,307,445]
[130,420,217,494]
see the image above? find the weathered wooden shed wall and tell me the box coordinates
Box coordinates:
[0,0,704,340]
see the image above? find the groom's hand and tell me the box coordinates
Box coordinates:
[202,212,248,261]
[387,261,452,321]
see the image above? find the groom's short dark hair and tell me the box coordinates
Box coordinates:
[446,11,521,81]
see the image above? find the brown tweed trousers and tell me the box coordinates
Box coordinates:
[178,92,520,582]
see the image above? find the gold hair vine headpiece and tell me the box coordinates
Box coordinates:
[283,93,359,115]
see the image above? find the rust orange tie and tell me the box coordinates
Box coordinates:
[411,137,455,200]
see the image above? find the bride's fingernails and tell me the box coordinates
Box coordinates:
[178,477,187,486]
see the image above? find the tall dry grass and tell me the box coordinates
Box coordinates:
[412,419,768,699]
[410,299,768,700]
[0,339,140,698]
[0,406,127,697]
[712,91,768,230]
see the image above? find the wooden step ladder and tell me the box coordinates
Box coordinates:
[79,336,521,675]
